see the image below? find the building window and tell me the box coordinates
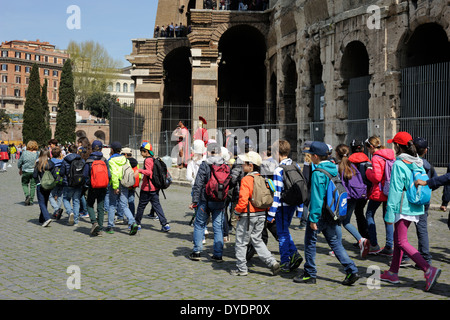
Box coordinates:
[44,56,49,63]
[52,106,57,112]
[25,67,30,73]
[15,65,21,72]
[1,75,7,83]
[1,64,7,71]
[116,82,120,92]
[123,83,128,93]
[25,53,31,60]
[14,89,20,97]
[35,55,40,61]
[26,78,30,84]
[15,52,21,58]
[53,92,57,100]
[15,104,19,109]
[44,69,49,76]
[52,70,58,77]
[54,57,58,64]
[130,83,135,93]
[1,51,7,57]
[107,82,113,91]
[53,80,57,88]
[15,76,21,84]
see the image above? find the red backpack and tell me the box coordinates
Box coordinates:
[89,158,109,189]
[205,163,231,202]
[132,166,140,188]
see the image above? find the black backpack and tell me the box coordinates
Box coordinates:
[68,158,85,187]
[145,157,172,190]
[280,162,309,206]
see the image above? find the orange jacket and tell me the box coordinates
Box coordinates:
[235,173,267,215]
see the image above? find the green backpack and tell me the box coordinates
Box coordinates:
[41,170,56,191]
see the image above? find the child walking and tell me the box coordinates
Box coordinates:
[230,151,280,276]
[295,141,360,285]
[381,132,441,292]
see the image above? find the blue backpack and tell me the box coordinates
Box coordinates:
[342,164,367,200]
[406,168,432,206]
[315,168,348,223]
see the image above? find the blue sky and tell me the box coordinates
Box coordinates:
[0,0,158,67]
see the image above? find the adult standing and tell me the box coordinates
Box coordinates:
[173,121,190,168]
[18,140,39,205]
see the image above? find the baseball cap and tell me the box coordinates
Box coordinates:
[110,141,122,151]
[387,132,413,145]
[413,137,428,149]
[92,140,103,149]
[140,142,154,156]
[122,147,132,154]
[303,141,329,156]
[239,151,262,167]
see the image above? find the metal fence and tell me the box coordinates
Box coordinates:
[109,102,450,167]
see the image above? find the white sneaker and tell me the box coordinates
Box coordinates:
[68,213,74,225]
[42,219,52,227]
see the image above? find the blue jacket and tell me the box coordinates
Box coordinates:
[308,161,338,223]
[83,151,111,188]
[427,163,450,208]
[60,153,84,187]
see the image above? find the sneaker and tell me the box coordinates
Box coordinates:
[105,227,114,234]
[342,272,360,286]
[270,262,281,276]
[293,272,316,284]
[424,266,441,292]
[90,223,100,236]
[148,215,159,220]
[380,270,400,284]
[289,252,303,271]
[129,223,139,235]
[189,252,201,261]
[162,224,170,232]
[211,255,223,262]
[359,238,370,258]
[25,196,30,206]
[369,244,381,255]
[68,213,74,226]
[80,212,89,219]
[137,225,142,231]
[115,219,125,224]
[42,219,52,227]
[230,269,248,276]
[329,251,336,257]
[56,208,63,220]
[379,246,393,256]
[280,263,291,273]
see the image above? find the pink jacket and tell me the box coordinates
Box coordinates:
[366,148,395,202]
[138,157,157,192]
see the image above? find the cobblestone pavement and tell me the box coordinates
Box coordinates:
[0,164,449,305]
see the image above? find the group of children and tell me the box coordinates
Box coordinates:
[18,138,170,237]
[186,132,447,292]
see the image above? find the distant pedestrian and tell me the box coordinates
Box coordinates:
[0,141,9,172]
[49,146,64,220]
[17,140,39,206]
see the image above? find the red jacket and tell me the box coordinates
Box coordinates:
[138,157,157,192]
[365,148,395,202]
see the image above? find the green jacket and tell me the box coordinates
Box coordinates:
[385,158,425,223]
[108,154,130,190]
[18,150,38,173]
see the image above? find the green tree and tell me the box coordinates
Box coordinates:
[40,79,52,143]
[0,109,10,133]
[67,40,122,109]
[55,59,76,144]
[22,63,46,146]
[85,92,119,120]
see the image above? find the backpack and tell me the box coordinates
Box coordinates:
[315,168,348,223]
[406,167,432,206]
[341,164,367,200]
[87,158,109,189]
[41,170,56,191]
[120,162,136,188]
[54,166,63,185]
[375,155,394,196]
[151,157,172,190]
[205,163,231,202]
[280,162,309,206]
[249,174,274,209]
[68,159,85,187]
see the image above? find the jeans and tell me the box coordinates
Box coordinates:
[366,200,393,249]
[192,201,225,258]
[117,188,136,219]
[135,190,167,226]
[342,198,364,243]
[389,219,430,274]
[21,171,36,202]
[304,217,359,278]
[49,184,63,214]
[413,205,431,263]
[36,185,51,223]
[107,185,136,228]
[275,205,298,265]
[87,187,107,229]
[63,186,82,224]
